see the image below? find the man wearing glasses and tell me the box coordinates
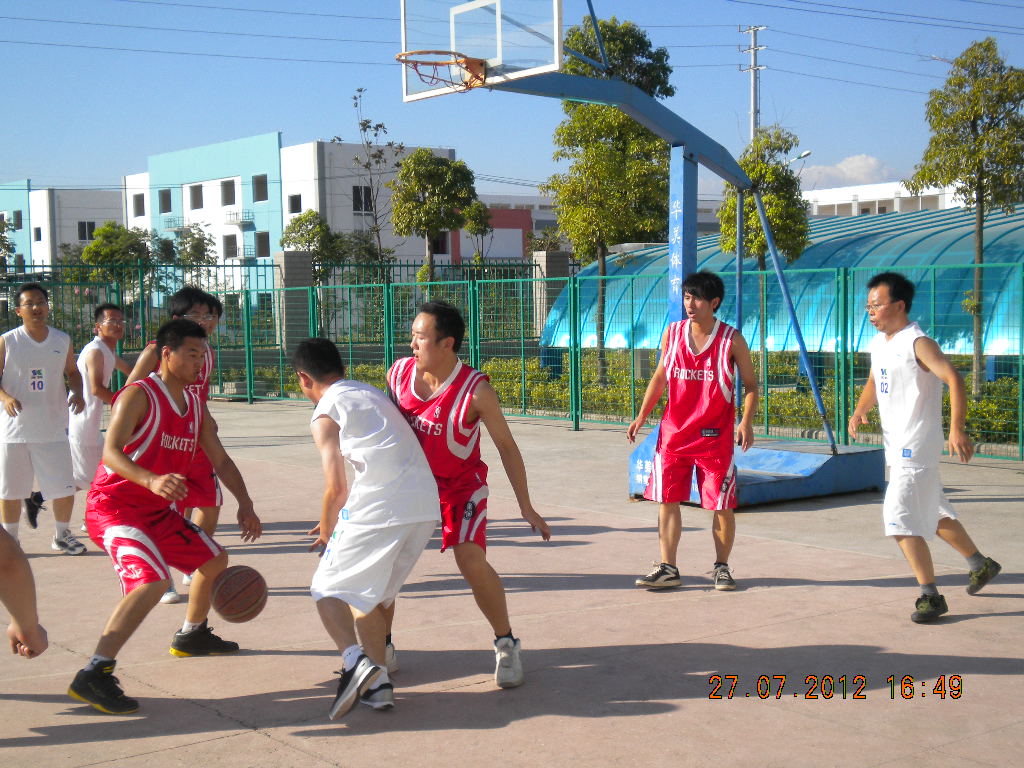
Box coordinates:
[0,283,87,555]
[849,271,1000,623]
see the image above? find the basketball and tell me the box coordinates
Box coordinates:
[211,565,268,623]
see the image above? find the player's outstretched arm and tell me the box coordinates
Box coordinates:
[731,333,759,452]
[124,342,159,385]
[473,382,551,540]
[0,336,21,417]
[102,386,188,501]
[627,328,670,444]
[0,529,48,659]
[848,371,878,440]
[308,416,349,553]
[914,337,974,463]
[198,404,262,541]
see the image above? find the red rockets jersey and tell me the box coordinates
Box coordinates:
[658,318,737,457]
[89,373,203,513]
[153,339,214,401]
[387,357,488,485]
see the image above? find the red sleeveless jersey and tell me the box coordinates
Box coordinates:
[89,373,203,513]
[152,338,214,401]
[387,357,488,485]
[658,318,737,457]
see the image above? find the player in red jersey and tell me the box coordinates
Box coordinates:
[387,301,550,689]
[127,287,223,604]
[68,319,261,715]
[628,271,758,591]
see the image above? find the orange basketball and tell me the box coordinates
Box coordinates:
[211,565,267,623]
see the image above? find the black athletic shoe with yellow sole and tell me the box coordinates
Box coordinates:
[967,557,1001,595]
[911,594,948,623]
[169,621,239,657]
[68,663,139,714]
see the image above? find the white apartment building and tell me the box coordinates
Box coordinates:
[803,182,961,217]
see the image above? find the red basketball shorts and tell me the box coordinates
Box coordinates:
[86,494,223,595]
[181,448,222,510]
[438,472,489,552]
[644,450,737,511]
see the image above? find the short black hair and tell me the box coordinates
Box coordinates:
[292,338,346,380]
[168,285,223,318]
[867,271,914,312]
[155,318,207,356]
[418,300,465,353]
[16,282,47,304]
[682,271,725,310]
[93,302,123,322]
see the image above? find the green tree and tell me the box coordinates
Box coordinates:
[904,38,1024,398]
[281,209,342,285]
[335,88,404,260]
[80,222,157,301]
[0,219,13,266]
[525,227,563,255]
[174,223,216,266]
[389,147,477,282]
[718,125,811,381]
[544,15,673,383]
[463,199,493,260]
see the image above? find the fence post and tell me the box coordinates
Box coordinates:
[761,272,770,436]
[519,279,527,415]
[1018,263,1023,461]
[307,286,317,336]
[137,262,147,343]
[837,267,850,444]
[383,284,395,370]
[468,280,480,370]
[242,288,254,404]
[569,276,581,431]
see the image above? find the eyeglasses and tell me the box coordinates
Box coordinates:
[100,319,126,327]
[865,302,893,313]
[183,313,218,323]
[18,301,48,309]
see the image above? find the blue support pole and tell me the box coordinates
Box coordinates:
[753,192,838,453]
[668,145,698,323]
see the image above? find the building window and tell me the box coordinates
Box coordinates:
[12,210,22,229]
[221,180,236,206]
[252,174,268,202]
[158,188,172,214]
[430,231,448,255]
[78,221,96,241]
[33,227,41,242]
[878,205,887,214]
[288,194,302,214]
[132,194,145,218]
[255,231,270,259]
[222,234,238,259]
[352,185,372,213]
[190,184,204,210]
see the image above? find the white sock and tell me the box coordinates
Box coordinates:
[181,620,204,633]
[342,644,363,670]
[55,522,70,538]
[1,522,18,541]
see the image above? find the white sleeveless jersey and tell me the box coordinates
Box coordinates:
[869,322,943,468]
[313,379,439,528]
[69,336,116,446]
[0,325,72,443]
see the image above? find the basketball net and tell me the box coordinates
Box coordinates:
[396,50,487,92]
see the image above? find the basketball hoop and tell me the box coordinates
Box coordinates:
[396,50,487,92]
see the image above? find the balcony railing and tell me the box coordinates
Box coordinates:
[225,209,255,227]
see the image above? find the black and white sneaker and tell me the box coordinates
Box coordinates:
[712,564,737,591]
[329,654,381,720]
[24,492,45,529]
[169,621,239,657]
[635,562,681,589]
[360,682,395,711]
[52,530,87,555]
[385,641,399,674]
[68,662,139,714]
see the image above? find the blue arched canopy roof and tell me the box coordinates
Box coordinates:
[541,207,1024,354]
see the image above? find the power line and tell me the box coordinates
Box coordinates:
[771,66,931,94]
[0,14,394,45]
[772,47,944,78]
[951,0,1024,8]
[773,28,952,60]
[112,0,397,22]
[0,38,396,65]
[772,0,1024,30]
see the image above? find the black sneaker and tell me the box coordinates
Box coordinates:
[712,564,737,591]
[635,562,681,589]
[911,594,949,623]
[68,662,139,714]
[24,492,45,529]
[169,620,239,657]
[967,557,1001,595]
[329,654,381,720]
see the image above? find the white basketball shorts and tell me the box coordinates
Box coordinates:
[0,441,76,500]
[882,464,957,540]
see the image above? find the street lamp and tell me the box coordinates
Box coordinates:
[787,150,812,165]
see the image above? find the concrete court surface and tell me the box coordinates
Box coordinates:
[1,399,1020,768]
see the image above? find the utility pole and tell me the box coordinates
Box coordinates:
[740,26,766,143]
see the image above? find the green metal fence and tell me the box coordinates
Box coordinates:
[1,262,1020,460]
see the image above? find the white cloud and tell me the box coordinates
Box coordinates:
[800,154,897,190]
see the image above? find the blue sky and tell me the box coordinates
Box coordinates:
[3,0,1024,199]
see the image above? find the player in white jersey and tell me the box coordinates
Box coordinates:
[293,338,438,720]
[0,283,86,555]
[849,272,1000,623]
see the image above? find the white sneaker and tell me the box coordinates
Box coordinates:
[494,637,524,689]
[329,654,381,720]
[360,682,395,711]
[80,523,88,533]
[160,585,181,604]
[51,530,87,555]
[181,573,192,587]
[385,642,399,674]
